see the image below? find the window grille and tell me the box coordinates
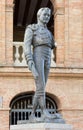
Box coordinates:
[10,93,57,125]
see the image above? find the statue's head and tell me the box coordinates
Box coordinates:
[37,7,51,24]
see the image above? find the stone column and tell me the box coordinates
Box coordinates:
[64,0,83,68]
[0,108,10,130]
[54,0,65,67]
[5,1,14,66]
[0,0,6,65]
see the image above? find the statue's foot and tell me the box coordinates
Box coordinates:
[29,113,45,123]
[28,111,65,123]
[41,109,56,119]
[54,113,65,123]
[41,110,65,123]
[29,113,35,121]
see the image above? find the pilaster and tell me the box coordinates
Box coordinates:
[64,0,83,68]
[5,0,14,66]
[54,0,65,67]
[0,0,6,65]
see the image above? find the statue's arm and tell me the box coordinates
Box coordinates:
[24,27,33,64]
[24,26,38,79]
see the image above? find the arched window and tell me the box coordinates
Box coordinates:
[13,0,54,42]
[10,93,57,125]
[13,0,56,67]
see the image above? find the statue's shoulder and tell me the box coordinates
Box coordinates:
[26,24,38,31]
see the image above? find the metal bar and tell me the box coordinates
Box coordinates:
[17,112,19,121]
[13,112,16,125]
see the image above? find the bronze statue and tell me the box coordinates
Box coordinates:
[24,7,65,123]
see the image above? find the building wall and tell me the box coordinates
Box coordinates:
[54,0,83,68]
[0,0,83,130]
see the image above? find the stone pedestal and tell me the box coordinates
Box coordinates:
[10,123,73,130]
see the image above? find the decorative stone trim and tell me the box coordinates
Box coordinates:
[5,3,14,12]
[58,108,83,112]
[6,3,14,8]
[54,7,65,16]
[6,0,14,12]
[0,68,83,78]
[6,0,14,5]
[0,108,10,111]
[51,0,65,17]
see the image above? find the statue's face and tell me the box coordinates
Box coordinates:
[39,9,51,24]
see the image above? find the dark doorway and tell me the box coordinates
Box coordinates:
[13,0,54,41]
[10,93,57,125]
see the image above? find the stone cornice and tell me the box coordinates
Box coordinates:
[53,0,65,16]
[6,3,14,8]
[6,3,14,12]
[58,108,83,112]
[0,67,82,78]
[54,7,65,17]
[6,0,14,12]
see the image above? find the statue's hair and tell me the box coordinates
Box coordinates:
[37,7,51,20]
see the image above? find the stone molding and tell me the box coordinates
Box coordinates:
[6,3,14,8]
[50,0,65,16]
[6,0,14,12]
[5,3,14,12]
[0,67,82,78]
[0,108,10,111]
[54,7,64,17]
[58,108,83,112]
[10,123,73,130]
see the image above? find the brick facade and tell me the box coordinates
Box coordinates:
[0,0,83,130]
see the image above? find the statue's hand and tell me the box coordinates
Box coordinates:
[28,60,39,80]
[28,60,34,70]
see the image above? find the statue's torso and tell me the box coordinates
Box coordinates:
[28,24,54,49]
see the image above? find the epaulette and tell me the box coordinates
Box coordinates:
[26,24,38,31]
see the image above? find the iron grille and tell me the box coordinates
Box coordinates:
[10,94,57,125]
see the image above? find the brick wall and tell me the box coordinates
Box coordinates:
[0,109,9,130]
[55,0,83,68]
[0,0,6,65]
[0,68,83,130]
[0,0,83,130]
[64,0,83,68]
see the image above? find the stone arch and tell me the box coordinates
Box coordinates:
[6,0,55,8]
[9,91,58,125]
[9,91,57,108]
[6,84,70,110]
[5,85,35,108]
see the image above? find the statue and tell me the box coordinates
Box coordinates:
[24,7,65,123]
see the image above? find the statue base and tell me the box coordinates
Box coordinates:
[10,123,73,130]
[17,113,65,124]
[17,118,65,124]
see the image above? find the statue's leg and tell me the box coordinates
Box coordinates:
[38,94,46,113]
[33,47,46,114]
[44,58,51,85]
[31,94,38,114]
[34,59,46,111]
